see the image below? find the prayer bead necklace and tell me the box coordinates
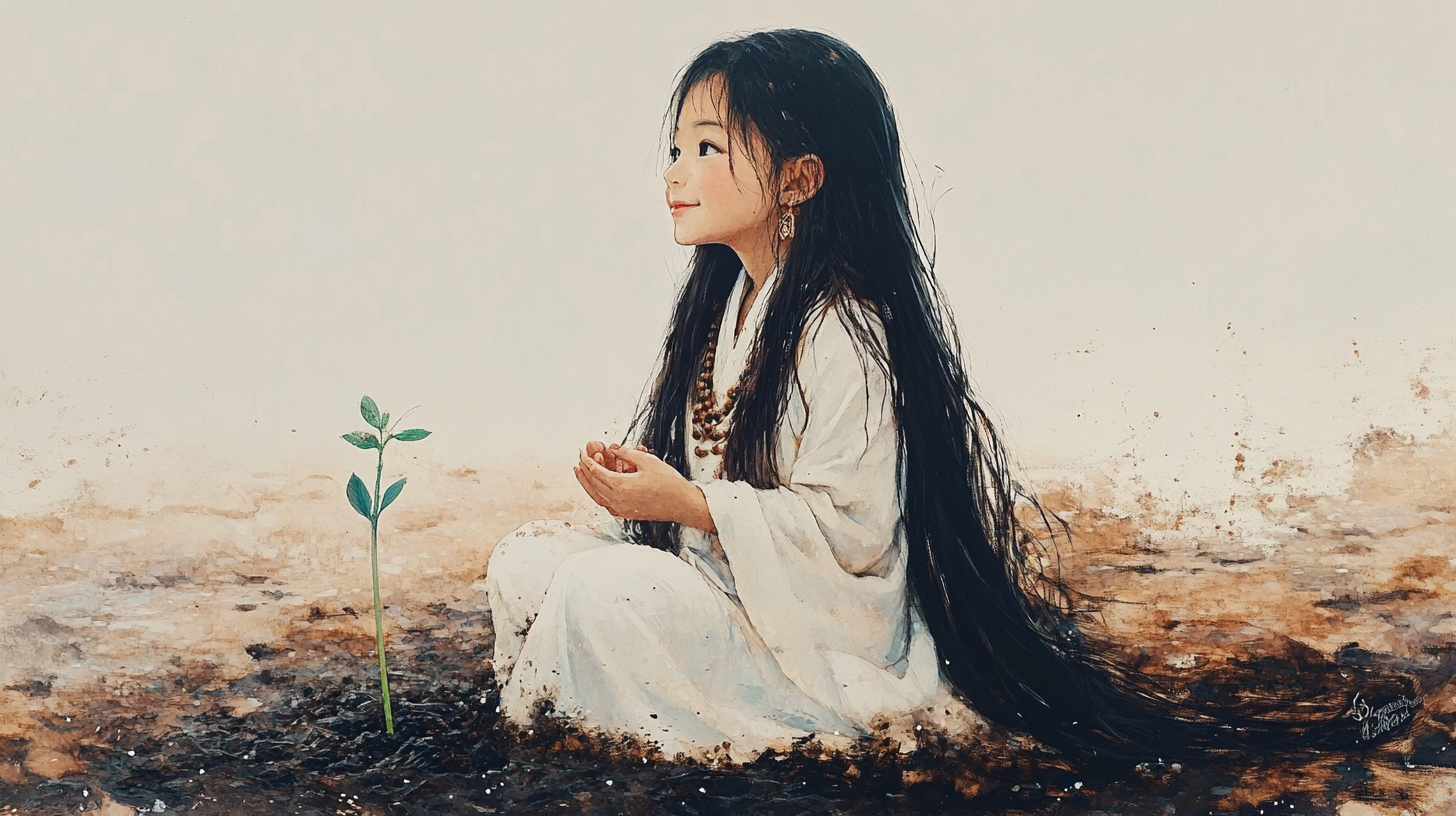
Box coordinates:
[692,317,738,472]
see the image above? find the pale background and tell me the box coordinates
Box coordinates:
[3,1,1454,525]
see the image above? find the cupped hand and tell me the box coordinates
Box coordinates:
[585,441,649,473]
[574,446,716,532]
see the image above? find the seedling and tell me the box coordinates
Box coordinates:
[342,395,431,735]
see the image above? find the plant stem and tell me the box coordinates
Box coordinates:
[372,443,395,735]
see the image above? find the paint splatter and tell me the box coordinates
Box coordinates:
[2,442,1455,813]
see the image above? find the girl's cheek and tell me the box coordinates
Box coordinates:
[700,169,732,201]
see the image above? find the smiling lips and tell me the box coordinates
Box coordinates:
[668,200,697,215]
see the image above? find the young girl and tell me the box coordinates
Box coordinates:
[487,29,1416,765]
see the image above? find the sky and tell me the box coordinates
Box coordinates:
[2,1,1454,515]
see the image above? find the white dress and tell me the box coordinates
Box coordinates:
[486,268,945,761]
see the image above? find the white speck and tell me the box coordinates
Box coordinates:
[606,780,613,786]
[1074,781,1082,789]
[915,725,921,731]
[833,731,839,735]
[152,800,167,813]
[403,779,410,783]
[198,769,204,775]
[65,717,71,722]
[698,787,706,794]
[1336,568,1348,574]
[83,790,89,798]
[127,750,135,756]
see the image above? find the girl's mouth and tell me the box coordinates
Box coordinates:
[670,202,698,215]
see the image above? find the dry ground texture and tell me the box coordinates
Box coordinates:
[2,430,1456,815]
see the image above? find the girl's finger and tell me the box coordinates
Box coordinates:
[578,465,625,516]
[578,452,601,487]
[581,449,608,475]
[575,466,615,510]
[578,451,619,494]
[584,449,634,480]
[613,446,657,469]
[573,466,600,504]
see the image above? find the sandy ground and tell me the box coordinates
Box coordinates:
[2,430,1456,814]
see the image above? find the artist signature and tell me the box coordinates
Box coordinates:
[1348,692,1422,742]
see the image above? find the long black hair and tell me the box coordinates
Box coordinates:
[625,29,1418,764]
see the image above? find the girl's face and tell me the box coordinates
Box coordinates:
[663,79,776,251]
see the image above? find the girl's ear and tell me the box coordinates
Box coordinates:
[779,155,825,206]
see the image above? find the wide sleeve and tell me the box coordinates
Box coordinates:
[696,305,921,713]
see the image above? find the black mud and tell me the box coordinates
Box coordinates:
[2,606,1454,816]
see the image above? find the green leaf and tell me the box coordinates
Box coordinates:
[393,428,431,442]
[360,396,384,429]
[342,431,380,450]
[379,478,406,513]
[346,474,372,519]
[379,411,390,430]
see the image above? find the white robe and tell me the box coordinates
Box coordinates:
[487,268,945,761]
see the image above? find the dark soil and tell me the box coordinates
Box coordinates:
[3,605,1453,816]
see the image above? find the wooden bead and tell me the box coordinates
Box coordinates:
[690,317,740,468]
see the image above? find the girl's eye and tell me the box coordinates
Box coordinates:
[667,141,722,163]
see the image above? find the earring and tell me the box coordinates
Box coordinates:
[778,208,796,240]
